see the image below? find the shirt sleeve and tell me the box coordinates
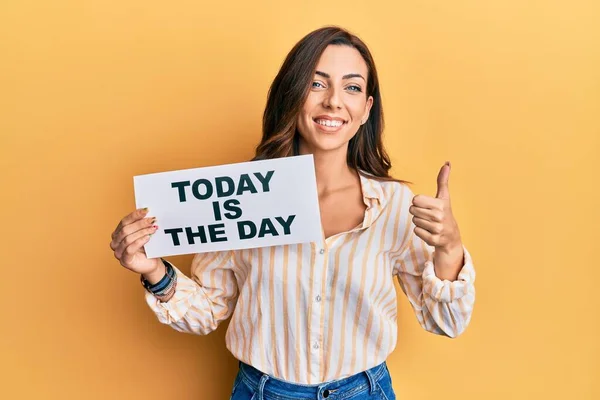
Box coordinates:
[143,250,239,335]
[391,189,476,338]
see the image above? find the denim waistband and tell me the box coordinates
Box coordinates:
[237,360,388,400]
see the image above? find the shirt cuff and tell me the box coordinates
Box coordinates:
[422,245,476,303]
[143,261,208,324]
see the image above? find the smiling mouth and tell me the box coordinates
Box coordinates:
[313,118,346,127]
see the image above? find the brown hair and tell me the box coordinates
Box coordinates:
[253,26,408,184]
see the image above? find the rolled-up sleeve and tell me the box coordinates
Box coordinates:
[144,250,239,335]
[393,229,476,338]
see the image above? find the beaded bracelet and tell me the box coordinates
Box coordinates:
[148,268,174,293]
[153,269,176,295]
[141,258,175,295]
[153,272,177,302]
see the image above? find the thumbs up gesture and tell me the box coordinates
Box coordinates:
[409,162,464,280]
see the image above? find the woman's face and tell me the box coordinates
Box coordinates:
[296,44,374,155]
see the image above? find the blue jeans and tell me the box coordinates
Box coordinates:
[230,361,396,400]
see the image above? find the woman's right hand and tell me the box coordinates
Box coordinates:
[110,208,162,276]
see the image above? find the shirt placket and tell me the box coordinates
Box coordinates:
[309,239,328,383]
[308,190,380,383]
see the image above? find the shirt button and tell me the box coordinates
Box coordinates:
[316,295,321,302]
[319,248,325,254]
[313,342,319,349]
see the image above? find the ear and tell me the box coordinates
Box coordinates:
[362,95,374,124]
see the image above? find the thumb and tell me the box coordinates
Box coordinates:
[436,161,451,199]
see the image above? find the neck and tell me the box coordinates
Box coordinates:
[300,145,356,196]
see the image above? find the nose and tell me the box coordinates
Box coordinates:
[322,86,341,110]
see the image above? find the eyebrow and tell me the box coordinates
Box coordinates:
[315,70,366,81]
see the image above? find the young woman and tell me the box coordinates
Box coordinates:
[110,26,476,400]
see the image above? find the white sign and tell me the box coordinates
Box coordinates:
[133,155,322,258]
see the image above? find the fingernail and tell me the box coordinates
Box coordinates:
[152,225,159,230]
[141,207,149,213]
[149,217,156,224]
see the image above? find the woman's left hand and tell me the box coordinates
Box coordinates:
[408,162,464,280]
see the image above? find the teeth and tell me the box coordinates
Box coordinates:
[316,119,343,127]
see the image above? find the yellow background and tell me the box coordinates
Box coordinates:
[1,1,598,399]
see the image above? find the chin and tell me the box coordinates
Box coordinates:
[302,134,350,153]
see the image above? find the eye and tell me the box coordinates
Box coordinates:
[312,81,325,88]
[347,85,362,92]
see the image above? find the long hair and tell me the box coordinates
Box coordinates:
[253,26,407,183]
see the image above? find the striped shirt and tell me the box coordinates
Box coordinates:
[144,172,476,384]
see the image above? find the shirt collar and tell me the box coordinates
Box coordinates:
[358,170,386,206]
